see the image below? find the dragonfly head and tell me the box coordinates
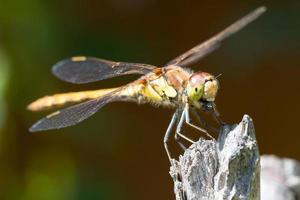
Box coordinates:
[186,71,219,108]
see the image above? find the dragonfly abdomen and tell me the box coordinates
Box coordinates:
[27,88,118,111]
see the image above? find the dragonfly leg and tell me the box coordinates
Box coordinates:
[173,110,187,150]
[212,103,225,125]
[163,112,178,163]
[185,104,215,140]
[176,110,195,144]
[191,108,219,133]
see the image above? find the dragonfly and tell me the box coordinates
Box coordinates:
[28,7,266,162]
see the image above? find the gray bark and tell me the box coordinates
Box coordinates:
[170,115,260,200]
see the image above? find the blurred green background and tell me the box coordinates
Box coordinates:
[0,0,299,199]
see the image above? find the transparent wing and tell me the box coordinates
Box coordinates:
[166,6,266,67]
[52,56,157,84]
[29,95,115,132]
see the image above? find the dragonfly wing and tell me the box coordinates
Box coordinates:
[29,95,115,132]
[52,56,157,84]
[166,6,266,67]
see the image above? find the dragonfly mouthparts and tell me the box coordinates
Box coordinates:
[200,100,214,111]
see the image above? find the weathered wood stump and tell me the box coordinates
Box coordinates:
[170,115,260,200]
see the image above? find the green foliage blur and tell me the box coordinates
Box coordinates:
[0,1,299,199]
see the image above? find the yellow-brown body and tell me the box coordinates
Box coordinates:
[28,66,192,112]
[118,65,191,107]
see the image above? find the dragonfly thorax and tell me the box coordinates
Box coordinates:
[186,71,219,109]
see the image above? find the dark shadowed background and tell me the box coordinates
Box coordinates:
[0,0,299,199]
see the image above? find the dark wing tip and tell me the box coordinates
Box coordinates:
[29,119,58,132]
[29,123,45,132]
[52,57,81,84]
[29,126,41,133]
[51,56,111,84]
[29,126,36,132]
[28,96,115,133]
[52,56,96,84]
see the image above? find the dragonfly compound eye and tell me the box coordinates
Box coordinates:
[203,79,219,102]
[187,71,219,104]
[187,72,206,102]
